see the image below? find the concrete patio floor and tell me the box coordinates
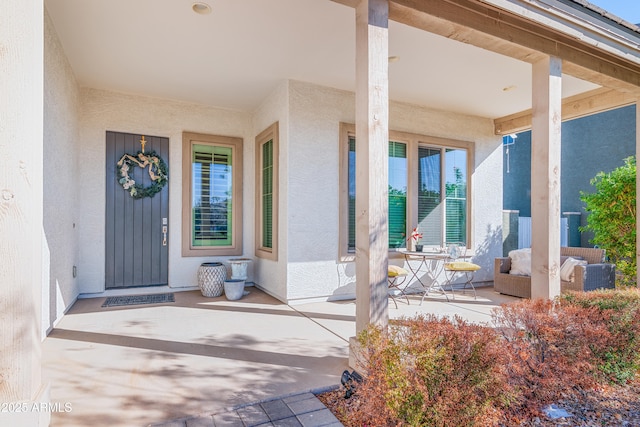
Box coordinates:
[42,284,518,426]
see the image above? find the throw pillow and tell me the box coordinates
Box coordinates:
[560,257,588,282]
[509,248,532,276]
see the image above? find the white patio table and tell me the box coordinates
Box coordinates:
[400,250,452,304]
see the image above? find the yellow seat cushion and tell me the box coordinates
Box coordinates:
[388,265,409,277]
[444,261,481,271]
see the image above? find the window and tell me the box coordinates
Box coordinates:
[417,147,468,245]
[255,123,279,260]
[347,138,407,250]
[340,123,472,259]
[182,132,243,256]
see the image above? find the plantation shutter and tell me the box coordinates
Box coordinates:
[418,147,442,246]
[388,141,407,248]
[348,138,356,251]
[192,144,233,247]
[444,148,467,244]
[261,139,274,248]
[347,138,407,250]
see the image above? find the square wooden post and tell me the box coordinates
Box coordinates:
[530,56,562,299]
[0,0,50,425]
[354,0,389,336]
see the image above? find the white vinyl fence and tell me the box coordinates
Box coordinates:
[518,217,568,249]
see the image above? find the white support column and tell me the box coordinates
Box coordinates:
[0,0,49,425]
[354,0,389,335]
[530,56,562,299]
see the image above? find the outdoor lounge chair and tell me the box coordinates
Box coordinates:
[494,247,616,298]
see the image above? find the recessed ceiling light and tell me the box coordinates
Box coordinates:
[388,56,400,63]
[192,2,212,15]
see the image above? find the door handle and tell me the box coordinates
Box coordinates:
[162,226,167,246]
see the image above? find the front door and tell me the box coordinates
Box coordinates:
[105,131,169,289]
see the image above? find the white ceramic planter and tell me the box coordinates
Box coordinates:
[228,258,252,281]
[197,262,226,297]
[224,279,245,300]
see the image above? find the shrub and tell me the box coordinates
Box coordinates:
[352,314,514,427]
[341,290,640,426]
[492,298,607,409]
[559,288,640,383]
[492,289,640,412]
[580,156,636,287]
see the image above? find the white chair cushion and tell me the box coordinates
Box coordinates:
[388,265,409,277]
[444,261,480,271]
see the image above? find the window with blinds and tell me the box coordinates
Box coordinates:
[418,147,442,246]
[388,141,407,248]
[444,148,467,244]
[417,147,467,245]
[191,144,233,247]
[255,122,278,260]
[261,139,274,248]
[344,130,469,254]
[348,138,407,251]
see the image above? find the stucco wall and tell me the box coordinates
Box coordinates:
[251,81,290,300]
[286,81,356,302]
[43,9,80,334]
[286,81,502,302]
[77,89,253,294]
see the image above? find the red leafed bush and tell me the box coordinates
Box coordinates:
[492,299,607,410]
[492,289,640,421]
[351,314,515,427]
[558,288,640,384]
[339,290,640,426]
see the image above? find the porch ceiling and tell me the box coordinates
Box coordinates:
[44,0,608,119]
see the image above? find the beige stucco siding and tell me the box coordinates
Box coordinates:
[43,9,81,335]
[286,81,355,302]
[251,81,290,300]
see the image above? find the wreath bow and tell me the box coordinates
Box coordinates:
[117,151,168,199]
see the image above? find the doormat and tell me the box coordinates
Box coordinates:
[102,293,175,308]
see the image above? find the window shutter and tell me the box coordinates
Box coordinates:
[348,138,407,250]
[342,126,470,257]
[262,139,274,248]
[388,141,407,248]
[418,147,442,246]
[348,138,356,251]
[444,149,467,244]
[192,145,233,246]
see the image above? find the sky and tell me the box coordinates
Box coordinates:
[587,0,640,25]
